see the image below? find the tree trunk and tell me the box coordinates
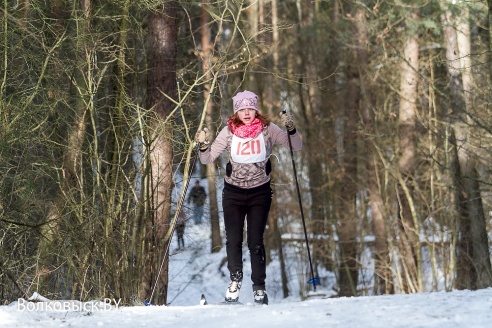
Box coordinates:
[397,11,421,293]
[259,0,275,264]
[441,2,492,289]
[456,2,492,289]
[200,1,222,253]
[354,6,393,295]
[440,5,473,289]
[486,0,492,82]
[317,0,339,276]
[141,1,178,305]
[106,0,132,300]
[270,0,289,297]
[270,162,290,298]
[37,0,91,296]
[296,0,326,289]
[336,15,360,295]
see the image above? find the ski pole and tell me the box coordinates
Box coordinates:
[282,111,319,291]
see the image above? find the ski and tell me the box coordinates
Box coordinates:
[200,294,244,306]
[200,294,269,306]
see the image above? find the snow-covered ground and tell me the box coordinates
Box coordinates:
[1,176,492,327]
[2,285,492,327]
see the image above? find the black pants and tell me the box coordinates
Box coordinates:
[176,223,185,248]
[222,181,272,291]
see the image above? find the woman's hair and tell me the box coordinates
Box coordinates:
[228,111,271,126]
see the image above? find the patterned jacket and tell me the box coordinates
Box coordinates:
[198,123,302,189]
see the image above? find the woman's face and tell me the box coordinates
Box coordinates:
[236,108,256,125]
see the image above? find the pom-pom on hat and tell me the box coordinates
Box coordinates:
[232,90,258,113]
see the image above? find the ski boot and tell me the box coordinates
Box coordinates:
[225,271,243,302]
[253,290,268,305]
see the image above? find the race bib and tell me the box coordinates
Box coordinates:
[230,133,267,163]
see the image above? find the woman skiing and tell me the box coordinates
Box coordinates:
[194,90,302,304]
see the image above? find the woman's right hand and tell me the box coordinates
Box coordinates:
[194,128,210,150]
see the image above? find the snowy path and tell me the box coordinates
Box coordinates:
[2,288,492,327]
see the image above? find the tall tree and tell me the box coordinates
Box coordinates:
[103,0,132,300]
[141,0,179,305]
[354,4,393,295]
[334,3,360,297]
[296,0,327,288]
[37,0,92,296]
[397,10,421,293]
[486,0,492,82]
[263,0,289,297]
[200,1,222,253]
[455,1,492,289]
[440,1,492,290]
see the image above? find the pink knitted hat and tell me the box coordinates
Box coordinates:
[232,90,258,113]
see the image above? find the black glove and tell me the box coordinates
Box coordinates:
[194,127,211,150]
[280,112,295,132]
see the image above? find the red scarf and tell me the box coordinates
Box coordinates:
[227,117,264,138]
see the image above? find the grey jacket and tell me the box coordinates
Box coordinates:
[198,123,302,189]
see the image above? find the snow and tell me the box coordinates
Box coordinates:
[1,176,492,327]
[2,287,492,327]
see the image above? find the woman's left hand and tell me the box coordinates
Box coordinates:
[280,112,295,132]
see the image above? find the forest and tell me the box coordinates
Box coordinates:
[1,0,491,306]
